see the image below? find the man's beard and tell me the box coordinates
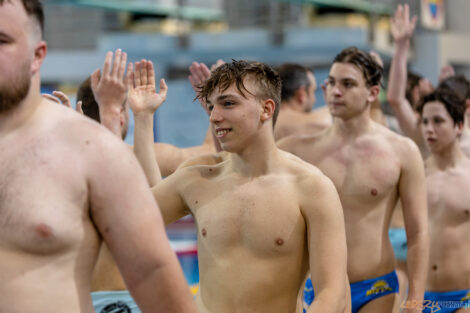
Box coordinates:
[0,64,31,113]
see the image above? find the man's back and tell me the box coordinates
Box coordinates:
[154,149,344,313]
[426,158,470,291]
[279,122,415,282]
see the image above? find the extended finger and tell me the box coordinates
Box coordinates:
[111,49,122,78]
[76,101,83,114]
[200,63,211,80]
[148,61,156,87]
[102,51,113,77]
[134,61,142,87]
[53,91,71,108]
[127,63,135,90]
[42,93,60,104]
[140,59,148,86]
[158,78,168,101]
[117,51,128,82]
[91,68,101,91]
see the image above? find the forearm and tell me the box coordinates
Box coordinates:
[307,288,346,313]
[128,258,197,313]
[134,113,162,186]
[388,40,410,105]
[406,229,429,299]
[99,106,123,138]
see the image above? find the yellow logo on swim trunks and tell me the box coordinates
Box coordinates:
[366,280,393,296]
[461,292,470,302]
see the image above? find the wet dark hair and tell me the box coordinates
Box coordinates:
[438,75,470,102]
[277,63,312,102]
[333,47,383,87]
[76,76,100,123]
[0,0,44,37]
[417,88,466,125]
[198,60,281,127]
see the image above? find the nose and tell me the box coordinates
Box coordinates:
[209,105,223,123]
[423,121,434,135]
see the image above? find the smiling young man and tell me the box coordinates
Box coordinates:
[417,89,470,313]
[116,59,349,313]
[278,47,429,313]
[0,1,196,313]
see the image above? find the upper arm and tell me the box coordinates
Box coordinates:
[398,139,428,236]
[299,174,347,297]
[87,134,175,287]
[152,169,191,224]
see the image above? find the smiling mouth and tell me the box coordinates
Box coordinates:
[215,128,231,138]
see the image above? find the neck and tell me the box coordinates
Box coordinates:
[280,100,304,113]
[332,107,372,138]
[429,141,465,170]
[0,77,41,135]
[229,126,280,177]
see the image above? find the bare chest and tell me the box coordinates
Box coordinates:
[309,141,401,202]
[182,177,306,257]
[0,136,89,255]
[427,173,470,226]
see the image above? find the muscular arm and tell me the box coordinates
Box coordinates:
[398,139,429,307]
[387,4,422,144]
[87,131,197,313]
[152,169,192,224]
[300,174,348,313]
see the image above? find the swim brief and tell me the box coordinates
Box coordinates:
[91,290,141,313]
[422,289,470,313]
[303,271,399,313]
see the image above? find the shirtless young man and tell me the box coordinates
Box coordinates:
[115,59,349,313]
[278,47,429,313]
[416,89,470,313]
[0,1,197,313]
[274,63,328,140]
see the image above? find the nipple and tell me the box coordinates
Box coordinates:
[370,188,378,196]
[275,238,284,246]
[36,223,53,238]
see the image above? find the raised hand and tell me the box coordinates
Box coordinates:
[127,60,168,115]
[91,49,128,111]
[188,61,211,94]
[439,65,455,83]
[43,91,83,114]
[391,4,417,43]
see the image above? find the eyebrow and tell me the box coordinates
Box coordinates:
[328,75,357,82]
[207,93,240,105]
[0,31,13,40]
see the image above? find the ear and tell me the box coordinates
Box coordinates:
[367,85,380,104]
[295,86,307,104]
[31,41,47,75]
[260,98,276,123]
[119,105,126,127]
[466,99,470,112]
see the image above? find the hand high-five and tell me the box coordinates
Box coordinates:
[391,4,417,43]
[91,49,129,111]
[127,59,168,115]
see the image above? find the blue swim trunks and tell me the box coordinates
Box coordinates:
[303,271,399,313]
[422,289,470,313]
[389,228,407,261]
[91,291,141,313]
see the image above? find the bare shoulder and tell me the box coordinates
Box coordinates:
[276,131,322,154]
[42,101,133,167]
[278,149,334,193]
[375,122,420,158]
[177,151,229,169]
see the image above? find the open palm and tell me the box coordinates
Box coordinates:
[391,4,417,42]
[127,60,168,115]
